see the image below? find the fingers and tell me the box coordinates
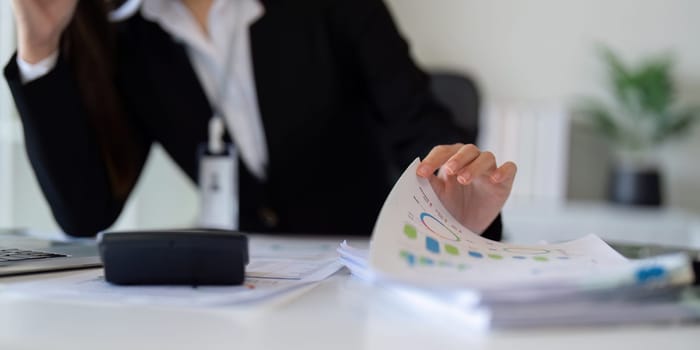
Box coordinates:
[490,161,518,184]
[417,144,463,177]
[418,143,516,186]
[443,144,481,176]
[455,151,496,185]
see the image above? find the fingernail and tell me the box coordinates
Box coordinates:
[445,161,457,175]
[417,166,428,176]
[458,173,471,184]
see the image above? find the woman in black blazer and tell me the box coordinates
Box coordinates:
[4,0,516,238]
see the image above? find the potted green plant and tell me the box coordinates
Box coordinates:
[575,47,699,206]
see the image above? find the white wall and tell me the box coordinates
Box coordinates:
[386,0,700,213]
[2,0,700,233]
[386,0,700,103]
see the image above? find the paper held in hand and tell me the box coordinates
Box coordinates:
[341,158,694,295]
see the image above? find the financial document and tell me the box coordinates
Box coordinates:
[339,158,700,328]
[365,159,693,290]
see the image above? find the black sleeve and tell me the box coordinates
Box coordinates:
[480,214,502,241]
[327,0,502,239]
[3,53,151,237]
[327,0,471,167]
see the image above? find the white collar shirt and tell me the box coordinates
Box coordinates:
[142,0,268,180]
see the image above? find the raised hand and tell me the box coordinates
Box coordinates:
[11,0,79,63]
[417,143,517,234]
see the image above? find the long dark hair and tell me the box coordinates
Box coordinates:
[61,0,141,199]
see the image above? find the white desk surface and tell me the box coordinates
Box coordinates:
[1,266,699,350]
[503,199,700,247]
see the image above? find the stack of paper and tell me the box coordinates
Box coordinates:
[339,159,700,328]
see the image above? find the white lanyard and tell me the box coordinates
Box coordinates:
[198,6,245,230]
[209,1,247,141]
[207,29,239,154]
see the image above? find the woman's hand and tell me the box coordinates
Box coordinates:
[11,0,78,63]
[417,143,517,234]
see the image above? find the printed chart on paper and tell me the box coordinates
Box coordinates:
[369,159,631,289]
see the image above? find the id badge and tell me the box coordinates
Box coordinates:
[197,144,238,230]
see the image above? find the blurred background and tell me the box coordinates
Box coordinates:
[1,0,699,243]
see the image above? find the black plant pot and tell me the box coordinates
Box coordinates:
[607,167,663,206]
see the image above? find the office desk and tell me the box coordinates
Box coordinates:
[1,264,699,350]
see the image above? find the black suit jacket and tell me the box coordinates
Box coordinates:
[4,0,501,240]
